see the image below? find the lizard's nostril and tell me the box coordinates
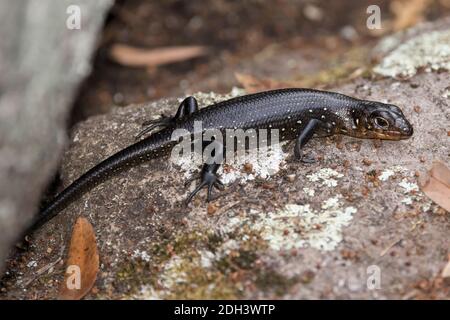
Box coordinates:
[403,126,413,136]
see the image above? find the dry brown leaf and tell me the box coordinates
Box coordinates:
[390,0,430,31]
[235,72,293,93]
[58,217,99,300]
[110,44,209,67]
[442,255,450,278]
[234,72,271,93]
[419,161,450,212]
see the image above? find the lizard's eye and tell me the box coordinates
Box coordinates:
[374,116,389,129]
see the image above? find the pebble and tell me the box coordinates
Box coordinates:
[286,174,296,182]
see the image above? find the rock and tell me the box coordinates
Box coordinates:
[2,21,449,299]
[373,17,450,78]
[0,0,112,274]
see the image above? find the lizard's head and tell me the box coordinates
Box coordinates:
[347,101,413,140]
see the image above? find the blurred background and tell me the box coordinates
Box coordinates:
[72,0,450,124]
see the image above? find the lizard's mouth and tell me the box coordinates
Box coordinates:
[371,130,412,140]
[348,128,413,140]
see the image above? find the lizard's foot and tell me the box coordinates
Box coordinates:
[185,171,224,204]
[300,153,316,164]
[293,148,316,164]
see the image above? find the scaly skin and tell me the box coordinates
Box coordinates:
[29,88,413,232]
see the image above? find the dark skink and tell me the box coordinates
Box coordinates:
[29,88,413,232]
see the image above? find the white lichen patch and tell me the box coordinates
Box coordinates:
[133,285,161,300]
[398,178,421,206]
[398,179,419,193]
[219,144,287,184]
[158,255,188,290]
[172,143,288,184]
[373,29,450,78]
[213,239,240,260]
[303,187,315,197]
[219,197,356,252]
[254,200,356,251]
[170,150,204,179]
[378,165,408,181]
[199,250,215,269]
[132,250,218,299]
[401,197,413,205]
[321,196,340,209]
[378,169,395,181]
[132,249,151,263]
[306,168,343,187]
[133,254,191,300]
[421,202,432,212]
[377,166,432,209]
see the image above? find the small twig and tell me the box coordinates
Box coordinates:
[215,200,240,216]
[22,245,65,287]
[379,238,402,257]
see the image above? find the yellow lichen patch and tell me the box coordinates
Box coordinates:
[122,224,298,299]
[292,46,372,87]
[154,254,239,300]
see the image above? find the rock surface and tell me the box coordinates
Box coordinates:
[373,17,450,78]
[0,1,112,273]
[2,19,449,299]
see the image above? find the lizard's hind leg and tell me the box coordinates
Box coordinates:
[136,96,198,140]
[185,141,225,204]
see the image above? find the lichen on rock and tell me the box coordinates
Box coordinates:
[373,24,450,78]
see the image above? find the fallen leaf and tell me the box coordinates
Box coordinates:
[442,255,450,278]
[429,161,450,186]
[235,72,292,93]
[234,72,271,93]
[110,44,209,67]
[418,161,450,212]
[207,203,218,215]
[58,217,99,300]
[390,0,430,31]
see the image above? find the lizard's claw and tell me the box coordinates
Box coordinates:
[293,148,316,164]
[135,115,172,140]
[185,171,224,205]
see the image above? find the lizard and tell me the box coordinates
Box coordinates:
[28,88,413,232]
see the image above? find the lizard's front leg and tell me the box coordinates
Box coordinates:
[294,119,321,163]
[136,96,198,140]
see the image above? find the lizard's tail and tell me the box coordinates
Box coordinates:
[26,131,174,234]
[27,150,134,233]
